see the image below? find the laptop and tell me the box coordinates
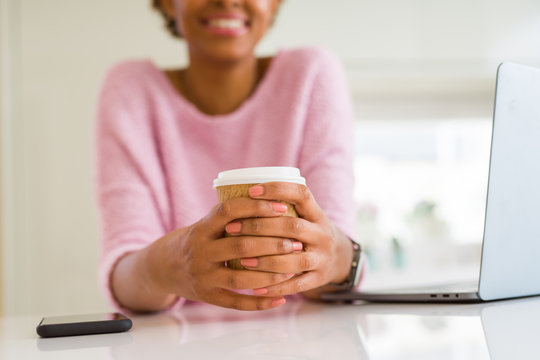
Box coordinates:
[322,62,540,303]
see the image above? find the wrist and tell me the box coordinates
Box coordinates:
[137,233,181,303]
[330,230,354,284]
[136,244,165,296]
[110,244,177,313]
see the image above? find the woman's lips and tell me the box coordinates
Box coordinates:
[201,15,249,36]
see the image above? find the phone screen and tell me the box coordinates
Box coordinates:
[41,313,127,325]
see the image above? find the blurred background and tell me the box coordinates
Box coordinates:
[1,0,539,316]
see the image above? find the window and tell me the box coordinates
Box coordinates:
[353,118,490,276]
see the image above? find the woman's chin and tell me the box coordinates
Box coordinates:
[192,42,257,65]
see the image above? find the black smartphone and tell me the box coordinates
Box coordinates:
[36,312,132,338]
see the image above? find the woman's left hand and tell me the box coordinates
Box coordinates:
[224,182,354,298]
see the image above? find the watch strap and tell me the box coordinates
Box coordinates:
[327,240,363,291]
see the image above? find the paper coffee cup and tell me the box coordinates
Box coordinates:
[213,167,305,270]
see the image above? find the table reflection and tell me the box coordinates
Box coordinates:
[36,332,132,352]
[110,300,369,359]
[33,296,539,359]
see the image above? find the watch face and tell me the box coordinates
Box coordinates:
[350,243,363,288]
[352,252,365,288]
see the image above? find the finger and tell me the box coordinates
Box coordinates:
[201,197,288,237]
[242,252,318,274]
[248,182,325,222]
[203,288,287,311]
[211,268,295,290]
[207,236,302,263]
[225,216,324,246]
[253,271,321,297]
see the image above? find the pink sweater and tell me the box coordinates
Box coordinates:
[96,47,355,311]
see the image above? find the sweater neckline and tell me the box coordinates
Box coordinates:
[146,50,284,123]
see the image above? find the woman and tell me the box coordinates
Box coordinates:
[96,0,359,312]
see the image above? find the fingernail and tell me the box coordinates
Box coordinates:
[249,185,264,197]
[271,297,286,307]
[225,222,241,234]
[292,241,303,251]
[253,288,268,295]
[240,258,258,267]
[272,202,287,213]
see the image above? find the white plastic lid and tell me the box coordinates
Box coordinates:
[213,166,306,188]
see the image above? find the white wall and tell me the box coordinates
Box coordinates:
[1,0,539,316]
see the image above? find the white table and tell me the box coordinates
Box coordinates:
[2,296,540,359]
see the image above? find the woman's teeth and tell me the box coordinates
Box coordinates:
[208,19,245,29]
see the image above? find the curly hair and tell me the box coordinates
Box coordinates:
[152,0,182,38]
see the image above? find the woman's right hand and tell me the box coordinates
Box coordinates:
[138,197,301,311]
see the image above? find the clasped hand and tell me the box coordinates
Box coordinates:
[145,182,352,311]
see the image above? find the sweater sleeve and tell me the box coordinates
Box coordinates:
[298,48,356,239]
[95,62,185,312]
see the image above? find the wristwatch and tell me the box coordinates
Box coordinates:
[327,240,363,291]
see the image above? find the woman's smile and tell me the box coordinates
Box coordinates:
[201,13,250,36]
